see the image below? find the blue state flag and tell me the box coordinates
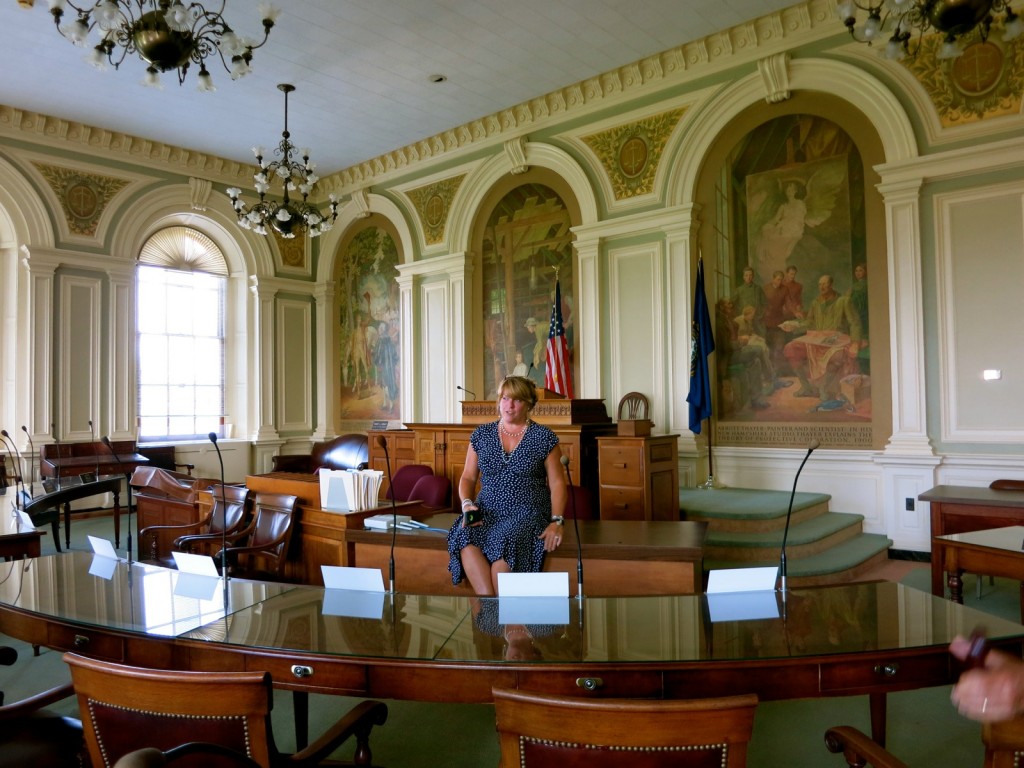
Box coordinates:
[686,258,715,434]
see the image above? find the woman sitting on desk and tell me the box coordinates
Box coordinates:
[447,375,567,595]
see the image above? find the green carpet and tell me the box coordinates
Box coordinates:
[680,486,831,521]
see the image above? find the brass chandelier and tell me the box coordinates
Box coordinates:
[46,0,278,89]
[837,0,1022,59]
[226,84,339,240]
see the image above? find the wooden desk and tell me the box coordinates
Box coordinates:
[40,440,148,479]
[0,500,42,558]
[920,485,1024,596]
[21,475,122,551]
[2,553,1023,747]
[936,526,1024,622]
[345,514,707,596]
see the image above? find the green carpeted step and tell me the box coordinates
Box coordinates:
[679,487,832,521]
[704,533,893,578]
[704,512,864,549]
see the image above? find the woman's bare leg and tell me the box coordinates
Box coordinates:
[490,559,511,594]
[460,545,495,596]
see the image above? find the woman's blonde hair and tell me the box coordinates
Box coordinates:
[496,375,538,411]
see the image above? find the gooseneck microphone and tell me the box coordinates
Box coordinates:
[560,455,584,601]
[456,385,477,400]
[209,432,230,602]
[21,427,36,494]
[376,435,399,594]
[101,436,133,564]
[778,440,820,596]
[88,419,99,477]
[51,423,63,491]
[0,431,24,509]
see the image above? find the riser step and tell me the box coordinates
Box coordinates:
[681,487,832,533]
[704,512,864,551]
[706,523,863,563]
[704,533,893,584]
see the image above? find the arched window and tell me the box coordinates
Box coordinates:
[136,226,227,441]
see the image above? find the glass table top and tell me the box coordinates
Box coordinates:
[2,553,1023,665]
[936,525,1024,554]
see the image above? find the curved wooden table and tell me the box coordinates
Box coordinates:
[2,552,1022,746]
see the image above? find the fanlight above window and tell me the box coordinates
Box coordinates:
[138,225,227,275]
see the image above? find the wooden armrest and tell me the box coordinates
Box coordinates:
[0,682,75,720]
[824,726,909,768]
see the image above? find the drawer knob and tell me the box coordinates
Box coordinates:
[576,677,603,691]
[73,634,90,649]
[873,663,899,677]
[291,664,314,679]
[612,463,627,469]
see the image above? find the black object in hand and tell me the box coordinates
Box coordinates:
[462,507,481,526]
[964,629,990,670]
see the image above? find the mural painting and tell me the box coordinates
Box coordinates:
[714,115,875,448]
[480,184,575,400]
[338,226,400,420]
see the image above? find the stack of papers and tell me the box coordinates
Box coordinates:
[364,513,412,530]
[318,468,384,512]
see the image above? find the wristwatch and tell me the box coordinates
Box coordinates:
[550,515,564,526]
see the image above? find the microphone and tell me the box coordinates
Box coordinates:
[376,435,398,594]
[21,427,36,494]
[456,385,477,400]
[89,419,99,477]
[101,436,133,564]
[209,432,230,602]
[560,455,584,601]
[0,431,24,509]
[778,440,820,597]
[51,423,62,491]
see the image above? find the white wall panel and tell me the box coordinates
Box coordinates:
[276,299,312,432]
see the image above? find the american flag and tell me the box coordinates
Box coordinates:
[545,279,574,398]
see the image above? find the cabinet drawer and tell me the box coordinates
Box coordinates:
[517,669,662,698]
[820,653,950,694]
[48,625,125,661]
[599,487,645,520]
[600,445,644,485]
[245,653,368,694]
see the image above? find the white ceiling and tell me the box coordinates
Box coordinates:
[0,0,797,175]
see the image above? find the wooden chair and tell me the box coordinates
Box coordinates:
[384,463,433,502]
[0,645,84,767]
[64,652,388,768]
[825,718,1024,767]
[218,492,298,581]
[493,686,757,767]
[139,484,251,566]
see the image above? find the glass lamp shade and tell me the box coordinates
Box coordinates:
[272,205,301,238]
[133,9,194,71]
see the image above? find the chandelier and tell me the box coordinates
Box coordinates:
[226,84,338,239]
[837,0,1022,59]
[46,0,278,89]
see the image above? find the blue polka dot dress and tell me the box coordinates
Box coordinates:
[447,420,559,586]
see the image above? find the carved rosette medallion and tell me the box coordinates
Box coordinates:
[32,163,129,236]
[407,175,465,245]
[581,107,687,199]
[902,33,1024,127]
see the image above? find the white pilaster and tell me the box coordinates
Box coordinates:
[312,281,336,440]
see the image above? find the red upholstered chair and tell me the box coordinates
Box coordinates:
[65,652,388,768]
[408,474,451,508]
[566,484,595,521]
[493,686,757,767]
[0,645,84,768]
[385,464,433,501]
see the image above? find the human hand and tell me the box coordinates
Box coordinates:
[538,523,561,552]
[950,635,1024,722]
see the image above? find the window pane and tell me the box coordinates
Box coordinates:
[136,233,226,442]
